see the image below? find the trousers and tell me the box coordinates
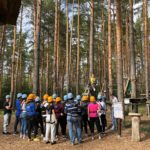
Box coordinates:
[3,113,11,133]
[45,123,56,142]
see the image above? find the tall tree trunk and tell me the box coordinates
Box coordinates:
[89,0,94,77]
[46,33,50,93]
[57,0,60,94]
[66,0,69,92]
[143,0,149,99]
[33,0,42,95]
[18,5,23,91]
[108,0,112,99]
[40,32,44,98]
[11,26,17,108]
[116,0,124,135]
[125,16,129,76]
[69,0,75,89]
[53,0,58,93]
[0,26,6,98]
[76,0,80,95]
[129,0,136,98]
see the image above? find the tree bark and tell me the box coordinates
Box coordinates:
[53,0,58,93]
[11,26,17,108]
[116,0,124,136]
[33,0,41,95]
[0,25,6,98]
[66,0,69,92]
[143,0,149,99]
[108,0,112,99]
[129,0,136,98]
[89,0,94,77]
[76,0,80,95]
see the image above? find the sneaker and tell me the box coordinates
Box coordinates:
[45,141,50,144]
[62,135,67,139]
[71,142,75,146]
[79,140,84,144]
[28,139,32,142]
[20,134,23,138]
[91,136,94,140]
[13,132,17,135]
[3,132,10,135]
[51,141,56,145]
[23,135,26,139]
[99,135,102,140]
[2,132,7,135]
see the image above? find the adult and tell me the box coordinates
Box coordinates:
[88,96,102,140]
[3,95,12,134]
[65,93,82,145]
[14,93,22,134]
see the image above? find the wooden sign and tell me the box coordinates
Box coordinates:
[114,102,124,119]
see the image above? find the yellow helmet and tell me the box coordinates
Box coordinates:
[43,94,49,100]
[90,96,96,102]
[82,96,88,101]
[33,94,37,100]
[56,97,61,103]
[48,96,53,103]
[27,94,34,101]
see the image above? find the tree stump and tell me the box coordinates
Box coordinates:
[128,113,141,142]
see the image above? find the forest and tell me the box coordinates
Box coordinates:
[0,0,149,105]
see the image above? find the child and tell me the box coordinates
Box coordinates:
[88,96,101,140]
[14,93,22,134]
[35,96,44,137]
[20,94,27,139]
[44,96,57,145]
[97,95,106,134]
[54,97,66,138]
[3,95,12,134]
[80,95,90,136]
[26,94,37,141]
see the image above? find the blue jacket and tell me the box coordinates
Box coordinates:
[26,102,36,117]
[15,99,21,117]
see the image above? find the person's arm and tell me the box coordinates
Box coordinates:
[88,105,90,120]
[52,109,57,123]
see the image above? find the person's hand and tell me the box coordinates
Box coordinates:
[88,117,90,121]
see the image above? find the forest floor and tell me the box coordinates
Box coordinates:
[0,109,150,150]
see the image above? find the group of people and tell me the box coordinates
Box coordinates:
[2,92,118,145]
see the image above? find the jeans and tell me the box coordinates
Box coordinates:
[3,113,11,133]
[67,115,82,144]
[112,109,117,130]
[20,112,27,135]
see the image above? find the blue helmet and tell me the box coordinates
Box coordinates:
[17,93,22,98]
[97,95,103,101]
[76,95,81,101]
[6,95,10,99]
[67,93,73,100]
[22,94,27,99]
[35,96,41,102]
[52,93,57,99]
[63,95,68,101]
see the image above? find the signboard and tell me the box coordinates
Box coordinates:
[114,102,124,119]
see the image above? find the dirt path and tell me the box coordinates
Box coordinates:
[0,116,150,150]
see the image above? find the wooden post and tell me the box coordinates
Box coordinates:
[129,113,141,142]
